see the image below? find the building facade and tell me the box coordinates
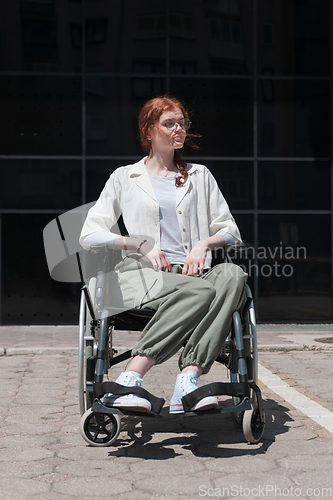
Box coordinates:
[0,0,332,324]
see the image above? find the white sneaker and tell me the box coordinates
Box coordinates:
[169,371,218,414]
[103,371,151,413]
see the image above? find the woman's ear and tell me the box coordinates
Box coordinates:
[144,125,152,141]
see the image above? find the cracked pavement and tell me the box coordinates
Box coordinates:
[1,325,333,499]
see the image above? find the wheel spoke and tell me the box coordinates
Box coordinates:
[92,426,100,441]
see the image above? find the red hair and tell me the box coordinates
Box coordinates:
[138,95,199,187]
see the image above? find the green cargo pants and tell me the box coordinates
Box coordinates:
[115,256,248,375]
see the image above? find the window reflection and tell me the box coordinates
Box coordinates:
[0,0,331,324]
[85,0,167,73]
[86,77,165,156]
[136,14,166,38]
[259,214,330,259]
[0,0,83,72]
[42,0,252,75]
[169,0,253,75]
[1,214,80,325]
[21,0,58,69]
[258,161,331,210]
[257,260,333,322]
[86,160,128,203]
[258,0,329,76]
[257,214,332,321]
[171,78,253,156]
[204,161,253,209]
[0,76,82,155]
[0,160,82,209]
[1,0,328,76]
[258,80,330,157]
[132,63,164,98]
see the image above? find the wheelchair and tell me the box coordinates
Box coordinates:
[77,244,265,447]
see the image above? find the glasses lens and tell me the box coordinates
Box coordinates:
[183,119,191,130]
[177,119,191,130]
[162,119,191,130]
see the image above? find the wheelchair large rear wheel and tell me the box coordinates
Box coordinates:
[78,278,97,416]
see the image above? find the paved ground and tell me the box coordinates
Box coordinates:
[1,323,333,354]
[1,324,333,499]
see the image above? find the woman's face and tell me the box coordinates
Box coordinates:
[149,108,187,153]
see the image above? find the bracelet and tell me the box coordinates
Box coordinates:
[137,239,147,254]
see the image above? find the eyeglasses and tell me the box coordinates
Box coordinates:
[161,118,192,131]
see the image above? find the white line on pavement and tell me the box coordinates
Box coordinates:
[258,363,333,433]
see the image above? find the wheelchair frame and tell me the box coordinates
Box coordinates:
[78,246,265,447]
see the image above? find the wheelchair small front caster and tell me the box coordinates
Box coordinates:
[242,405,265,444]
[80,408,121,447]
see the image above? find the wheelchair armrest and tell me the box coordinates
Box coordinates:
[222,243,251,264]
[90,244,109,254]
[224,243,247,253]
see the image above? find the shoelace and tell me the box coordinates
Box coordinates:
[122,373,142,387]
[181,375,198,395]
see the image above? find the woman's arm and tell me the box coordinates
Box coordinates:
[81,230,119,249]
[113,236,172,272]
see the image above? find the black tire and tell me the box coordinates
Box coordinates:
[80,408,121,447]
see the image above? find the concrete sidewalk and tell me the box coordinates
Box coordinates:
[1,324,333,499]
[1,324,332,356]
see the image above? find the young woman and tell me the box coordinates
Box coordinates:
[80,95,247,414]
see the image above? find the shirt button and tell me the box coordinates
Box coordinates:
[178,210,182,214]
[185,245,188,249]
[182,228,186,232]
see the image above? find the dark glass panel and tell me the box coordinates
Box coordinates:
[258,0,329,76]
[0,0,82,72]
[84,0,253,75]
[171,78,253,156]
[258,161,331,210]
[0,76,82,155]
[258,260,333,322]
[85,0,166,73]
[234,214,255,247]
[258,80,330,157]
[0,159,82,209]
[86,77,165,156]
[86,159,133,203]
[258,214,330,258]
[257,214,332,322]
[1,214,80,325]
[169,0,253,75]
[203,160,253,209]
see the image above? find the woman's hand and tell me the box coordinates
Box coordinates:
[139,241,172,272]
[182,240,209,276]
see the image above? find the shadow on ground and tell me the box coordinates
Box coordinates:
[104,398,292,459]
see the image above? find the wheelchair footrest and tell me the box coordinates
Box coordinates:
[93,382,165,414]
[182,382,251,413]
